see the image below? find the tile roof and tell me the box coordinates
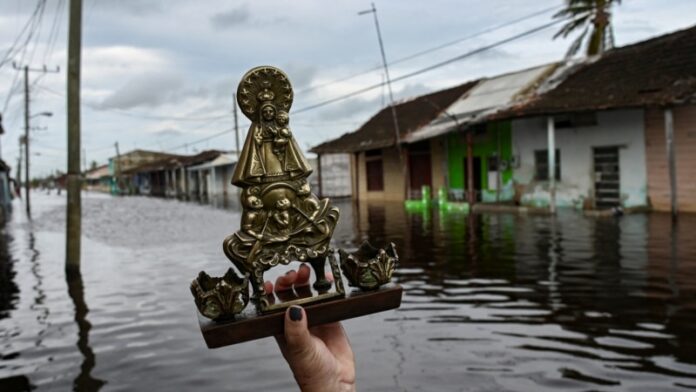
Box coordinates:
[310,81,478,154]
[496,24,696,119]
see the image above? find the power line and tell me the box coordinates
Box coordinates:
[0,0,47,69]
[295,4,562,96]
[294,19,563,114]
[154,19,565,152]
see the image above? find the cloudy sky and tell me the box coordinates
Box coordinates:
[0,0,694,177]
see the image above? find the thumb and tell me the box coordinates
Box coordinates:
[280,306,318,372]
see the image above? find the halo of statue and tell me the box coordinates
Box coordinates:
[236,66,294,121]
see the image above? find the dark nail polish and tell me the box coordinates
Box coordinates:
[289,306,303,321]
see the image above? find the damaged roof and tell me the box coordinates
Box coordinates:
[495,24,696,119]
[404,63,558,143]
[310,81,478,154]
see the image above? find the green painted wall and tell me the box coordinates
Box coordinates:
[447,122,513,200]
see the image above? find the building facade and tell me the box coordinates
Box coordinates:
[512,110,648,209]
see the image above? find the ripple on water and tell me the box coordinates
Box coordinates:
[1,194,696,391]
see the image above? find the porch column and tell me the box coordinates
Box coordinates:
[547,116,556,214]
[198,170,203,200]
[164,170,169,198]
[317,153,323,197]
[496,124,502,203]
[179,166,185,199]
[466,130,474,205]
[210,167,217,203]
[664,108,677,218]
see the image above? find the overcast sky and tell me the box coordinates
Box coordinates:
[1,0,694,177]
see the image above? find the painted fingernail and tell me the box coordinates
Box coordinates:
[289,306,303,321]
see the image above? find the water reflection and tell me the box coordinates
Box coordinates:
[66,271,105,392]
[1,194,696,391]
[0,231,18,319]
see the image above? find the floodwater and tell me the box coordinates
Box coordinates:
[1,193,696,391]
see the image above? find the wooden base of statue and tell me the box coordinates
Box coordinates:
[198,284,403,348]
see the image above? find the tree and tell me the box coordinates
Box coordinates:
[90,160,98,171]
[553,0,621,58]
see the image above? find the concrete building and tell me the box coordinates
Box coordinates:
[510,110,647,209]
[311,81,478,202]
[186,152,238,207]
[405,64,558,203]
[84,164,110,192]
[109,149,179,195]
[497,25,696,212]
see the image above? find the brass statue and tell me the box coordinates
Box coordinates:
[223,66,342,311]
[191,66,399,322]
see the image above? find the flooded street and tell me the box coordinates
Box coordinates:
[1,192,696,391]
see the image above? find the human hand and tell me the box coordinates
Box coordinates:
[265,264,356,392]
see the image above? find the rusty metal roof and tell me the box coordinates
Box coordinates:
[494,24,696,119]
[404,63,558,143]
[310,81,479,154]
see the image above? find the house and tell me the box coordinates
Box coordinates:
[108,149,179,195]
[494,24,696,212]
[310,81,478,202]
[403,63,559,204]
[311,24,696,213]
[186,152,238,207]
[83,164,111,192]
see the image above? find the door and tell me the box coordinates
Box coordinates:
[463,156,482,202]
[409,154,432,192]
[408,142,432,197]
[594,146,620,209]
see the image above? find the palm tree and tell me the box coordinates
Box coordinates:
[553,0,621,57]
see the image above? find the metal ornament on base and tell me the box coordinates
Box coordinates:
[339,242,398,291]
[190,66,402,346]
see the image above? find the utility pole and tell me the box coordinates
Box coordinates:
[16,137,22,198]
[66,0,83,272]
[12,62,59,215]
[358,3,408,197]
[233,96,240,155]
[0,113,5,160]
[23,65,29,214]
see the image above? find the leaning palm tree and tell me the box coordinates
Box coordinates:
[553,0,621,58]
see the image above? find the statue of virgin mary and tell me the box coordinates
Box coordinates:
[232,67,312,186]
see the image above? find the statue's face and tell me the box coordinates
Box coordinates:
[261,105,276,121]
[247,196,263,209]
[277,112,289,126]
[276,198,290,210]
[298,183,310,196]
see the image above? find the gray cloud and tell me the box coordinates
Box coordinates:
[155,128,183,138]
[94,0,166,16]
[210,5,250,30]
[98,73,184,110]
[283,63,319,90]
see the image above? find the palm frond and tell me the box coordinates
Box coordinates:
[565,26,589,58]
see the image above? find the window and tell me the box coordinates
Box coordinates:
[365,149,384,191]
[534,149,561,181]
[488,155,499,171]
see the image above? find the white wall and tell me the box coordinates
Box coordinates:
[318,153,352,198]
[512,109,648,209]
